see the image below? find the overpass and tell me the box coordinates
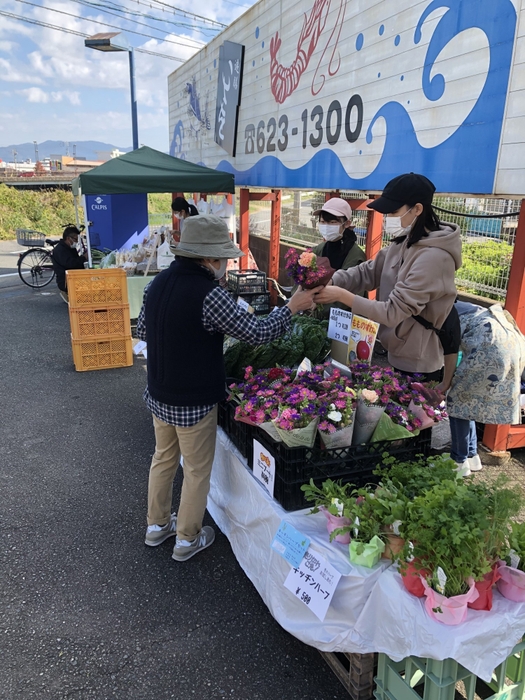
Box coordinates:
[0,174,73,190]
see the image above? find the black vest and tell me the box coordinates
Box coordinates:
[145,258,226,406]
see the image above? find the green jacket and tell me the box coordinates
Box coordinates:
[311,240,366,319]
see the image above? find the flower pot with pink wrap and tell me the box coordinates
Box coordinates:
[300,479,355,544]
[497,521,525,603]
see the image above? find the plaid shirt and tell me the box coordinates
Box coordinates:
[136,280,292,426]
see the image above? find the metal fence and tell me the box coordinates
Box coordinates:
[247,190,522,303]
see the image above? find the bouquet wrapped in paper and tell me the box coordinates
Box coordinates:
[318,387,356,449]
[272,386,320,448]
[285,248,335,289]
[352,389,385,445]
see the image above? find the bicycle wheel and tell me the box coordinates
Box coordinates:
[17,248,56,289]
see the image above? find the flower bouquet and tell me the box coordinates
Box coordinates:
[234,391,282,442]
[285,248,334,289]
[318,387,357,450]
[352,389,386,445]
[272,386,319,447]
[371,401,422,442]
[407,384,447,430]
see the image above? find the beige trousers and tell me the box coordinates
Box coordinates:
[147,406,218,541]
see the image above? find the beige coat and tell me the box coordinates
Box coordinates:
[332,223,462,373]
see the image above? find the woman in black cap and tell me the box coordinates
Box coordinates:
[314,172,462,381]
[171,196,199,221]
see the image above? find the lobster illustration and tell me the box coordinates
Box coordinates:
[269,0,347,104]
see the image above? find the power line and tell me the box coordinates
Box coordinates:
[86,0,226,30]
[72,0,219,36]
[15,0,205,50]
[0,9,186,60]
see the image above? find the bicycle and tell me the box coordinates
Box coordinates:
[17,226,111,289]
[17,229,57,289]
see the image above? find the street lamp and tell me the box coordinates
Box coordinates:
[33,140,38,164]
[84,32,139,150]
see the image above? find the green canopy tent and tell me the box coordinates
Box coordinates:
[72,145,234,195]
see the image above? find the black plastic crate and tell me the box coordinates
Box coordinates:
[256,427,432,483]
[238,292,271,315]
[218,400,255,467]
[257,427,432,511]
[227,270,267,295]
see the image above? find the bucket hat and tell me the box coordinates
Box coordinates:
[174,214,244,259]
[312,197,352,220]
[367,173,436,214]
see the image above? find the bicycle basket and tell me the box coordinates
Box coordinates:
[16,229,46,247]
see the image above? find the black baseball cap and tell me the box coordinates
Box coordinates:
[367,173,436,214]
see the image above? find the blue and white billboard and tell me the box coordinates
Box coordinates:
[168,0,525,196]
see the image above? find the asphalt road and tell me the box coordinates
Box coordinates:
[0,246,345,700]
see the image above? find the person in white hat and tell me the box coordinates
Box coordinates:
[136,215,320,562]
[310,198,366,317]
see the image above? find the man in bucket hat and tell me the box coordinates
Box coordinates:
[136,215,320,561]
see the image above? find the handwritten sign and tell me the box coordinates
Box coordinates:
[284,548,342,621]
[347,314,379,365]
[271,521,310,568]
[328,308,353,344]
[252,439,275,497]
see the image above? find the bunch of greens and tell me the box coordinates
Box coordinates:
[223,316,330,379]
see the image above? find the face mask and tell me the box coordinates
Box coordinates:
[385,207,416,237]
[318,224,343,242]
[210,259,228,280]
[174,212,183,220]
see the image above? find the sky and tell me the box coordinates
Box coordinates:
[0,0,256,156]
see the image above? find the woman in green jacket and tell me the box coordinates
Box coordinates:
[310,197,366,317]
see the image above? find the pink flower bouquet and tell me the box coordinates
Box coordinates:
[318,387,357,449]
[272,386,320,447]
[285,248,335,289]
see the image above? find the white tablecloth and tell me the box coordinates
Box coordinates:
[208,428,525,682]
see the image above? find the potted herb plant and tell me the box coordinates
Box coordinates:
[399,481,492,624]
[300,479,355,544]
[497,521,525,602]
[336,489,386,567]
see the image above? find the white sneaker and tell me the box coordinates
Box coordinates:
[468,454,483,472]
[454,460,471,477]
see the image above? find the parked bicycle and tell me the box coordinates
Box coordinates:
[17,229,58,289]
[17,226,111,289]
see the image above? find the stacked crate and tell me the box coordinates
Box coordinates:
[66,269,133,372]
[227,270,270,315]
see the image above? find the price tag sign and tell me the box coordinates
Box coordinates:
[271,521,310,568]
[133,340,147,358]
[252,439,275,497]
[284,548,341,621]
[328,308,352,344]
[237,296,252,312]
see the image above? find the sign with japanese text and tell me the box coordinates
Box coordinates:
[328,307,352,344]
[252,438,275,497]
[169,0,525,195]
[347,315,379,365]
[284,548,342,621]
[214,41,245,157]
[271,521,310,568]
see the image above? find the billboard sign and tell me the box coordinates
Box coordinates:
[168,0,525,195]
